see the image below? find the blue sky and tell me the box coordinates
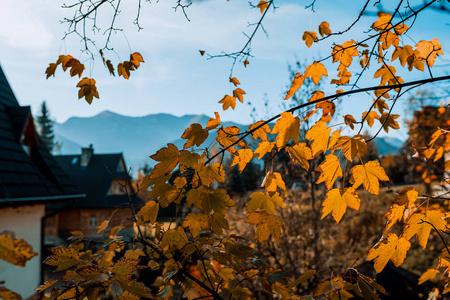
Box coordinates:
[0,0,448,140]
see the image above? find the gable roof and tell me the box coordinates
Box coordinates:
[0,64,84,206]
[54,151,143,208]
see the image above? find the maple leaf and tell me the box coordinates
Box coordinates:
[302,31,318,48]
[316,100,335,122]
[254,141,275,159]
[332,134,368,161]
[117,61,135,79]
[244,60,249,67]
[379,113,400,133]
[371,11,392,31]
[373,65,396,85]
[261,171,286,193]
[304,62,328,85]
[350,161,389,195]
[219,95,237,111]
[56,54,74,71]
[366,233,410,273]
[183,213,210,237]
[332,40,359,67]
[246,212,283,244]
[344,114,358,130]
[318,21,331,37]
[394,23,409,35]
[136,200,159,224]
[210,212,229,235]
[271,112,300,148]
[181,123,209,149]
[373,99,389,114]
[0,231,37,267]
[284,144,312,173]
[415,39,443,67]
[206,112,220,130]
[328,129,341,150]
[249,120,271,141]
[321,187,361,223]
[65,58,85,77]
[391,45,413,67]
[44,247,79,271]
[200,189,234,214]
[233,88,246,103]
[77,78,99,104]
[285,72,304,100]
[97,220,109,233]
[257,0,269,14]
[247,191,284,214]
[403,210,446,248]
[314,276,345,297]
[229,77,240,86]
[305,121,331,157]
[360,49,370,68]
[0,286,22,300]
[130,52,144,68]
[315,154,342,190]
[160,228,188,249]
[362,111,379,127]
[230,148,254,172]
[385,187,418,230]
[106,60,115,76]
[379,30,399,50]
[149,143,179,179]
[46,63,57,79]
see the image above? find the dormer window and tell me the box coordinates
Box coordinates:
[20,132,30,156]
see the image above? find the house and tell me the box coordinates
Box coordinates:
[50,145,144,240]
[0,64,84,298]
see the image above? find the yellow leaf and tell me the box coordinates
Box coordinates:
[343,114,358,130]
[230,149,254,172]
[65,58,85,78]
[316,100,335,123]
[46,63,57,79]
[179,150,200,173]
[315,154,342,190]
[332,134,368,161]
[200,189,234,214]
[183,213,210,237]
[362,111,379,127]
[328,129,341,150]
[206,112,220,130]
[215,126,246,154]
[415,39,443,67]
[403,210,446,248]
[318,21,331,37]
[256,0,269,14]
[373,99,389,114]
[130,52,144,68]
[304,62,328,85]
[36,279,59,293]
[210,212,229,235]
[407,53,425,71]
[371,11,392,31]
[44,247,79,271]
[255,215,283,244]
[418,269,439,285]
[249,121,271,141]
[302,31,318,48]
[254,141,275,159]
[379,113,400,133]
[332,40,359,67]
[391,45,413,67]
[117,61,135,79]
[181,123,209,149]
[97,220,109,234]
[366,233,410,273]
[373,65,396,86]
[233,88,246,103]
[305,121,331,157]
[394,23,409,35]
[149,143,179,179]
[219,95,237,111]
[286,142,313,170]
[160,227,188,249]
[136,200,159,224]
[0,232,37,267]
[247,191,284,214]
[385,204,405,231]
[196,162,225,187]
[124,249,145,260]
[285,73,305,100]
[229,77,240,86]
[271,112,300,148]
[314,276,345,297]
[321,187,361,223]
[261,171,286,193]
[349,161,389,195]
[0,286,22,300]
[77,78,99,104]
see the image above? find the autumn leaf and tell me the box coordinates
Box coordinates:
[77,78,99,104]
[305,121,331,157]
[403,210,446,248]
[392,45,413,67]
[349,161,389,195]
[160,227,188,249]
[254,141,275,159]
[230,148,254,172]
[302,31,318,48]
[362,111,379,127]
[415,39,443,67]
[45,63,57,79]
[371,11,392,31]
[183,213,210,237]
[366,233,410,273]
[418,269,439,285]
[44,247,79,271]
[149,143,179,179]
[304,62,328,85]
[136,200,159,224]
[315,154,342,190]
[246,212,283,244]
[332,134,368,161]
[360,49,370,68]
[210,212,229,235]
[285,72,305,100]
[394,23,409,35]
[233,88,246,103]
[206,112,220,130]
[219,95,237,111]
[181,123,209,148]
[106,60,115,76]
[261,171,286,193]
[385,187,418,230]
[200,189,234,214]
[117,61,135,79]
[318,21,331,37]
[271,112,300,148]
[229,77,240,86]
[130,52,144,68]
[0,286,22,300]
[244,60,249,67]
[247,191,284,214]
[373,65,396,85]
[373,99,389,114]
[65,58,85,77]
[321,187,361,223]
[56,54,74,71]
[344,114,358,130]
[379,113,400,133]
[97,220,109,234]
[199,50,205,56]
[332,40,359,67]
[248,120,271,141]
[286,142,313,170]
[0,231,37,267]
[257,0,269,14]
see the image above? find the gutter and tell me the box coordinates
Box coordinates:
[0,193,87,204]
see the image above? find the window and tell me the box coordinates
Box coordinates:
[89,215,97,227]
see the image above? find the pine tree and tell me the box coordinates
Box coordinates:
[36,101,55,152]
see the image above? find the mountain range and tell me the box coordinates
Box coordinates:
[54,111,405,172]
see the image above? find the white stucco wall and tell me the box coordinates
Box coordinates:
[0,204,45,299]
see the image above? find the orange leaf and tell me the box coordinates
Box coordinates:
[315,154,342,190]
[77,78,99,104]
[285,73,304,100]
[418,269,439,285]
[233,88,246,103]
[256,0,269,13]
[117,61,135,79]
[44,247,79,271]
[321,187,360,223]
[414,39,443,67]
[130,52,144,68]
[343,114,358,130]
[136,200,159,224]
[229,77,240,86]
[206,112,221,130]
[219,95,237,110]
[332,134,368,161]
[254,141,275,159]
[230,149,254,172]
[149,143,180,179]
[362,111,379,127]
[65,58,85,78]
[249,121,271,141]
[262,171,286,193]
[106,60,115,76]
[366,233,410,273]
[286,142,313,170]
[350,161,389,195]
[305,121,331,157]
[0,232,37,267]
[304,62,328,85]
[391,45,413,67]
[302,31,318,48]
[271,112,300,148]
[181,123,209,148]
[318,21,331,37]
[371,11,392,31]
[247,191,284,215]
[45,63,57,79]
[403,210,446,248]
[379,113,400,133]
[373,65,396,85]
[199,50,205,56]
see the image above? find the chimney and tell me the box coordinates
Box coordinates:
[80,144,93,167]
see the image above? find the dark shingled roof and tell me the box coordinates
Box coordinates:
[0,64,83,206]
[54,152,143,208]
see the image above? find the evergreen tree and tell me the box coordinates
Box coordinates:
[36,101,55,152]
